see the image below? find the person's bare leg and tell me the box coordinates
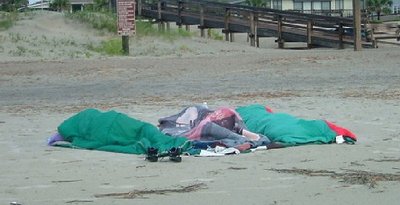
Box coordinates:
[242,129,260,141]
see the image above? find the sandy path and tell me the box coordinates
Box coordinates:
[1,10,400,205]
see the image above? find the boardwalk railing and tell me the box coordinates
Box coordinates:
[137,0,370,48]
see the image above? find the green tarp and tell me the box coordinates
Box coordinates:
[236,104,337,146]
[57,108,191,154]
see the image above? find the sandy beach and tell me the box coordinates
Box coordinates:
[1,11,400,205]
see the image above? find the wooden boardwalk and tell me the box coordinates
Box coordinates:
[137,0,371,49]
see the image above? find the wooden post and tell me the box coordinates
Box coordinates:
[256,36,259,47]
[224,8,230,41]
[307,20,313,49]
[200,4,205,37]
[255,14,259,47]
[122,35,129,55]
[137,0,142,16]
[157,0,163,31]
[185,25,190,31]
[353,0,362,51]
[230,32,234,42]
[371,29,377,48]
[250,12,256,47]
[338,23,344,49]
[277,15,284,48]
[178,0,183,28]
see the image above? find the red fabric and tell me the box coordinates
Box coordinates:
[325,120,357,141]
[265,106,273,113]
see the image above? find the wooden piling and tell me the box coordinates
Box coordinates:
[250,12,256,47]
[353,0,362,51]
[338,23,344,49]
[277,15,284,48]
[157,1,163,31]
[122,36,129,55]
[178,0,183,28]
[200,4,205,37]
[256,36,259,47]
[224,8,230,41]
[307,20,313,49]
[137,0,142,16]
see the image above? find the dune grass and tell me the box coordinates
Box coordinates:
[66,11,192,39]
[88,38,123,56]
[0,12,18,31]
[67,11,194,55]
[66,11,117,32]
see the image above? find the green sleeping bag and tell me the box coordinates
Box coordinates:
[236,104,337,146]
[58,108,191,154]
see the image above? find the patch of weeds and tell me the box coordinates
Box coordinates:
[66,11,117,33]
[179,44,191,52]
[89,38,123,56]
[160,28,192,41]
[58,38,77,46]
[9,32,25,43]
[68,51,79,58]
[29,49,42,57]
[136,20,192,41]
[207,29,223,40]
[0,12,17,31]
[136,20,157,36]
[84,51,93,58]
[9,46,27,56]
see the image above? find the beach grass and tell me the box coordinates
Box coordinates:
[0,12,17,31]
[88,38,123,56]
[66,11,193,40]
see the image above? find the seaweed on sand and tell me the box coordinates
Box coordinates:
[267,168,400,188]
[94,183,207,199]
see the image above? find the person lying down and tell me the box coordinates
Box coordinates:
[47,104,356,156]
[158,104,281,151]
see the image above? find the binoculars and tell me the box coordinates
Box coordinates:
[146,147,182,162]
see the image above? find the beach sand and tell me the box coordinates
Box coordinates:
[1,11,400,205]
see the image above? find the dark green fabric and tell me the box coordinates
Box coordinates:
[236,104,337,146]
[58,108,191,154]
